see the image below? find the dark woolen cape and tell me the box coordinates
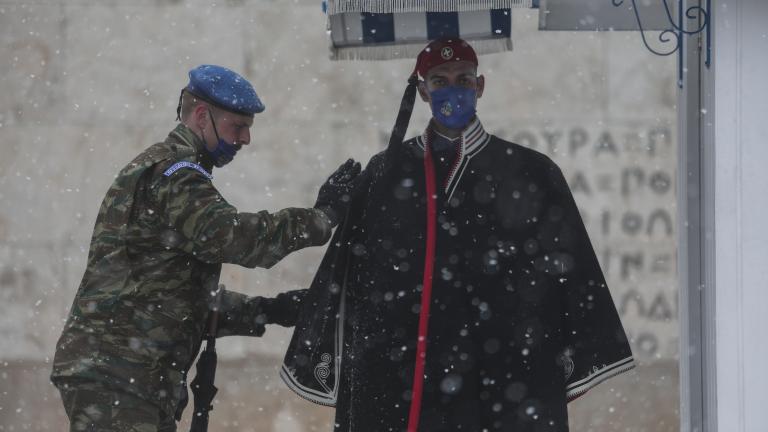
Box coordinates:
[282,121,634,432]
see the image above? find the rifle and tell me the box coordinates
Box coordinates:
[189,284,224,432]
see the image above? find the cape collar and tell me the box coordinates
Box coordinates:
[415,117,491,201]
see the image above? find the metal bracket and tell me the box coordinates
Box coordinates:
[612,0,711,88]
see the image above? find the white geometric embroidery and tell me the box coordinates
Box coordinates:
[565,357,635,400]
[314,353,333,394]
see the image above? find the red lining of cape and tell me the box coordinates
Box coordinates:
[406,138,438,432]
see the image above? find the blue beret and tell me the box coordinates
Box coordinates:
[185,65,265,116]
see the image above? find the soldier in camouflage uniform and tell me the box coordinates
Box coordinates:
[51,65,364,431]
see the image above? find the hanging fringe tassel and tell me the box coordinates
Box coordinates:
[327,0,531,15]
[330,37,512,61]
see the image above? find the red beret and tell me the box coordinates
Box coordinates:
[414,38,478,78]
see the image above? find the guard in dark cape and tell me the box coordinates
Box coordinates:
[282,38,635,432]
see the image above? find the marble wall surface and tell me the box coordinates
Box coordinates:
[0,1,679,430]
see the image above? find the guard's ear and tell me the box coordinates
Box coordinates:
[476,75,485,99]
[417,80,430,103]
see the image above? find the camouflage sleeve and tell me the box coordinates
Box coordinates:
[157,166,332,268]
[216,289,308,337]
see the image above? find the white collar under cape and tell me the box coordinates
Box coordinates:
[415,117,491,201]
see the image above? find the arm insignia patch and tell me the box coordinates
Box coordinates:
[162,161,213,180]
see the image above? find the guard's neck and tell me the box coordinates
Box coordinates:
[430,119,463,139]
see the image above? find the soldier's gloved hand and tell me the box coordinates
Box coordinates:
[217,291,267,337]
[260,289,308,327]
[216,289,309,337]
[218,290,244,314]
[314,158,365,227]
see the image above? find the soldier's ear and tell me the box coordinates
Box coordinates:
[193,104,209,131]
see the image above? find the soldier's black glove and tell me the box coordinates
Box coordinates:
[217,289,308,336]
[217,291,266,337]
[314,158,366,227]
[260,289,308,327]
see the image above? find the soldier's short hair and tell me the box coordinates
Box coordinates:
[179,92,224,122]
[180,91,201,121]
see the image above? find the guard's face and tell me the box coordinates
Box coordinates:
[418,61,485,103]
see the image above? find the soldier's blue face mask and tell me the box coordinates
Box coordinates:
[429,86,477,130]
[206,109,241,167]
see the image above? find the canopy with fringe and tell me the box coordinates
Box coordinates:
[326,0,537,60]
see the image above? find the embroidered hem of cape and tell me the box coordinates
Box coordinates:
[566,356,636,401]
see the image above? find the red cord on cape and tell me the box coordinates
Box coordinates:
[407,142,438,432]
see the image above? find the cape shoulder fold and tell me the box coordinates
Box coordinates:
[280,150,386,406]
[538,148,636,400]
[279,204,358,406]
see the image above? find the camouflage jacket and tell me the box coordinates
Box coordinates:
[51,124,331,417]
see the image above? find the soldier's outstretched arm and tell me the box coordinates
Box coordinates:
[158,166,333,268]
[216,289,308,337]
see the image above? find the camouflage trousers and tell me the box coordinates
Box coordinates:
[56,380,177,432]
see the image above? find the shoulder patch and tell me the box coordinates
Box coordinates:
[163,161,213,180]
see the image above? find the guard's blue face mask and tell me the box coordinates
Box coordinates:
[429,86,477,130]
[206,109,241,167]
